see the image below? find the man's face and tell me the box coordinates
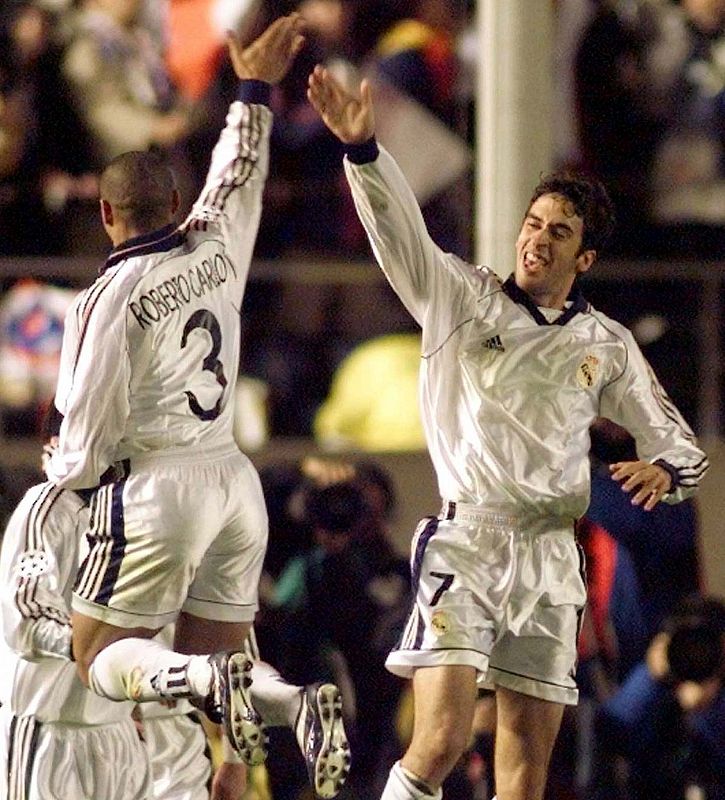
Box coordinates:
[514,192,595,307]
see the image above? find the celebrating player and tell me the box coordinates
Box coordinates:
[307,65,709,800]
[41,14,348,794]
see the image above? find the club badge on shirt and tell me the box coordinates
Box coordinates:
[576,355,600,388]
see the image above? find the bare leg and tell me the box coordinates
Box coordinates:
[174,611,251,655]
[400,665,478,789]
[494,687,565,800]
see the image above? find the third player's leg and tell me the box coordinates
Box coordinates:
[494,686,565,800]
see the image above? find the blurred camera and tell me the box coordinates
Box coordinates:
[664,596,724,684]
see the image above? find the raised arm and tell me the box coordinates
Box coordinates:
[307,66,475,326]
[184,14,306,267]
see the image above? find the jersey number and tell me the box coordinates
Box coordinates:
[429,571,454,607]
[181,310,227,421]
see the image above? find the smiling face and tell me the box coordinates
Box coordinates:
[514,193,597,309]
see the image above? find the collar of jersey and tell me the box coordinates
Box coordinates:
[101,223,183,274]
[502,276,588,326]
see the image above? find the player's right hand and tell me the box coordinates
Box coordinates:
[227,13,306,85]
[307,65,376,144]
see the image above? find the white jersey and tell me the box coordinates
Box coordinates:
[344,145,709,519]
[0,483,133,725]
[48,85,272,489]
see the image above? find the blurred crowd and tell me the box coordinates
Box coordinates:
[0,0,722,263]
[0,3,722,799]
[1,0,723,445]
[0,0,475,260]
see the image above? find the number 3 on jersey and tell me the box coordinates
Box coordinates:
[181,309,227,421]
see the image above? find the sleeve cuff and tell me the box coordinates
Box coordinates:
[237,80,271,106]
[344,137,379,164]
[653,459,679,492]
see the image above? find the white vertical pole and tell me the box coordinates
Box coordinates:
[476,0,555,277]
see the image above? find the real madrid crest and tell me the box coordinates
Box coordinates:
[576,354,600,388]
[430,610,450,637]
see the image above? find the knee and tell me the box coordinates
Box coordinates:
[408,720,469,779]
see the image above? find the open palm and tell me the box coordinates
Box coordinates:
[307,65,375,145]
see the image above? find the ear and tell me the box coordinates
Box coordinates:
[170,189,181,216]
[100,198,114,227]
[575,249,596,275]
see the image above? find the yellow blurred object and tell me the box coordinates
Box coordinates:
[314,333,425,453]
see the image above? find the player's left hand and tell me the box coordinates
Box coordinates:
[609,459,672,510]
[210,761,247,800]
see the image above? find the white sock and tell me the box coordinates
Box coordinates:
[381,762,441,800]
[249,660,302,727]
[87,637,212,703]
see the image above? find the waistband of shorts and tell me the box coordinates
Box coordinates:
[440,500,574,531]
[125,441,243,469]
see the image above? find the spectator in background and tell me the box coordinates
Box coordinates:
[585,418,702,678]
[371,0,473,255]
[574,0,663,257]
[0,1,97,255]
[260,458,409,800]
[646,0,725,255]
[589,595,725,800]
[60,0,195,225]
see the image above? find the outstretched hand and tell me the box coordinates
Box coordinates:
[227,13,306,85]
[609,460,672,511]
[307,65,375,144]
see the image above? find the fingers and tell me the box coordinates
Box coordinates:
[226,13,306,82]
[609,460,672,510]
[307,64,332,105]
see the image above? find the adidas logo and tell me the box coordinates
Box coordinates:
[483,335,505,352]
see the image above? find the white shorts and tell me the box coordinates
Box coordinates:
[386,503,587,705]
[1,710,151,800]
[72,445,268,629]
[143,713,210,800]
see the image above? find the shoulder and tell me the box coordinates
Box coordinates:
[579,303,634,345]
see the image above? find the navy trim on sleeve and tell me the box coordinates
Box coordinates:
[345,138,379,164]
[653,459,680,492]
[238,80,271,106]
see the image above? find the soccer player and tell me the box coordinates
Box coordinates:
[306,67,709,800]
[0,481,152,800]
[40,15,348,792]
[0,478,348,799]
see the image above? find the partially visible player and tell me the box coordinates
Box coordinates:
[40,12,308,770]
[0,474,349,800]
[0,481,152,800]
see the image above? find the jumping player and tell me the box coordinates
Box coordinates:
[306,66,709,800]
[42,14,348,793]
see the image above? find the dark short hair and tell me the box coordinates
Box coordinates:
[528,172,616,253]
[99,150,177,230]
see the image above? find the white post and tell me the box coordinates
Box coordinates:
[476,0,554,277]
